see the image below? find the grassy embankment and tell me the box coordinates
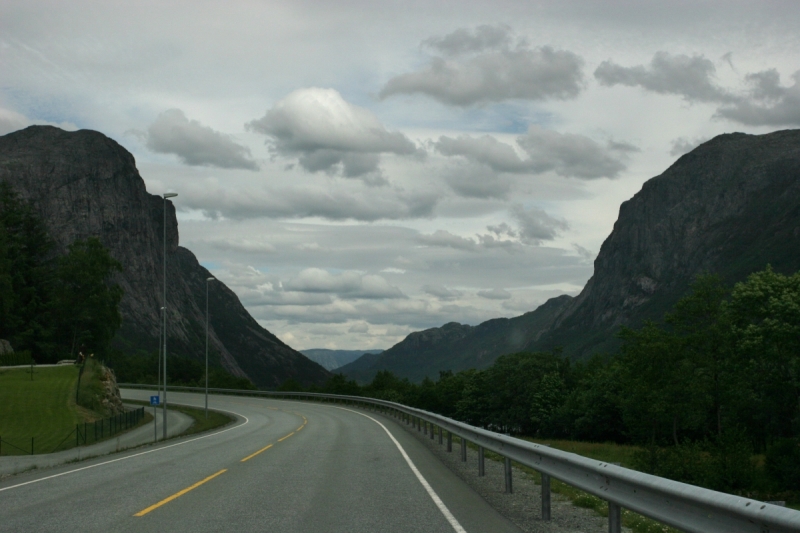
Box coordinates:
[450,435,796,533]
[126,400,234,437]
[0,364,85,454]
[0,360,150,455]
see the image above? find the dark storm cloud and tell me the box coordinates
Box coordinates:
[380,25,584,106]
[143,109,258,170]
[246,88,417,183]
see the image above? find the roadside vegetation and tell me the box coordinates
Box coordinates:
[289,267,800,512]
[126,400,234,437]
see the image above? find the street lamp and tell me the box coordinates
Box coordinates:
[162,192,177,440]
[205,276,216,419]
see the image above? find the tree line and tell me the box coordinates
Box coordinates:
[294,268,800,496]
[0,182,122,362]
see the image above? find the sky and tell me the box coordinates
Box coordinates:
[2,1,799,351]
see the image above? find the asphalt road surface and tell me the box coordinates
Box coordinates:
[0,390,522,533]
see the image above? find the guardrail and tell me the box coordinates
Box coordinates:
[119,384,800,533]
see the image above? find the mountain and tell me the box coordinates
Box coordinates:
[340,129,800,382]
[300,349,384,371]
[338,295,572,382]
[0,126,330,388]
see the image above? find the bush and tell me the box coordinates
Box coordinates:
[0,350,33,367]
[765,438,800,491]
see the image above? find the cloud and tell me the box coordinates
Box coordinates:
[284,268,406,299]
[348,322,370,333]
[423,24,514,56]
[246,88,417,182]
[477,288,511,300]
[436,126,626,181]
[510,203,568,244]
[142,109,258,170]
[179,181,439,222]
[422,284,462,301]
[594,53,800,127]
[594,51,732,103]
[715,70,800,126]
[669,136,708,156]
[201,237,276,254]
[416,230,478,251]
[0,108,28,136]
[380,25,584,106]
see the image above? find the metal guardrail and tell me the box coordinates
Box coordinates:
[120,384,800,533]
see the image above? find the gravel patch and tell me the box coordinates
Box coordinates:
[396,417,630,533]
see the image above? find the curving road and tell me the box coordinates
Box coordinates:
[0,390,521,532]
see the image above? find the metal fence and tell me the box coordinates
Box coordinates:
[119,384,800,533]
[0,407,145,456]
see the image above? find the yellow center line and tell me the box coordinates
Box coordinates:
[134,469,227,517]
[277,431,295,442]
[240,443,273,462]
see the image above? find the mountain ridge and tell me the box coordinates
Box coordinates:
[0,126,330,388]
[340,129,800,382]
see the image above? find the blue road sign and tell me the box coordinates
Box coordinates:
[150,395,160,406]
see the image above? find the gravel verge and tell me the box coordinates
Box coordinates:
[395,417,631,533]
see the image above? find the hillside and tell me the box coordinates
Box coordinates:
[340,129,800,382]
[338,294,572,382]
[300,349,383,371]
[0,126,330,388]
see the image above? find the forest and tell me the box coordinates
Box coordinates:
[298,269,800,497]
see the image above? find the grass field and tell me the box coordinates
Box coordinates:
[0,365,82,454]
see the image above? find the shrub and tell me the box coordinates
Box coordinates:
[765,438,800,491]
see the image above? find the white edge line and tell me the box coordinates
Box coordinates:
[334,406,468,533]
[0,406,249,493]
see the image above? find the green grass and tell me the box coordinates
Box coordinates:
[126,400,234,437]
[0,365,83,454]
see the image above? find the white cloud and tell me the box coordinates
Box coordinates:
[477,288,512,300]
[435,126,628,181]
[416,230,478,251]
[284,268,407,300]
[201,237,276,254]
[422,284,462,301]
[715,70,800,126]
[380,26,584,106]
[594,51,732,103]
[141,109,258,170]
[246,88,417,182]
[510,203,568,245]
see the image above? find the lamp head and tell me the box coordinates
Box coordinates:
[207,277,215,282]
[163,192,178,199]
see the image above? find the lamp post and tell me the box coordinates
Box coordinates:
[205,277,215,419]
[158,305,165,436]
[162,192,177,440]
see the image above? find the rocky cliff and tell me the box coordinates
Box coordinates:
[0,126,330,388]
[341,129,800,382]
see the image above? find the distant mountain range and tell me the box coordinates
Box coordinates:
[339,129,800,383]
[0,126,330,388]
[300,349,384,371]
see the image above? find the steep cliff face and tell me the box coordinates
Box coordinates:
[529,129,800,355]
[342,129,800,381]
[0,126,330,388]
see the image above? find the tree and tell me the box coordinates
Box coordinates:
[52,237,123,359]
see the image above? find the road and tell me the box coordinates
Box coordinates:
[0,390,522,532]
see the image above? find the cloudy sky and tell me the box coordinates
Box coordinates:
[2,1,799,351]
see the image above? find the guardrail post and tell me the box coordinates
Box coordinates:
[460,437,467,461]
[417,417,422,432]
[424,421,428,435]
[541,473,551,520]
[430,423,434,440]
[438,426,443,445]
[478,446,485,476]
[504,457,513,493]
[608,502,621,533]
[447,431,452,452]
